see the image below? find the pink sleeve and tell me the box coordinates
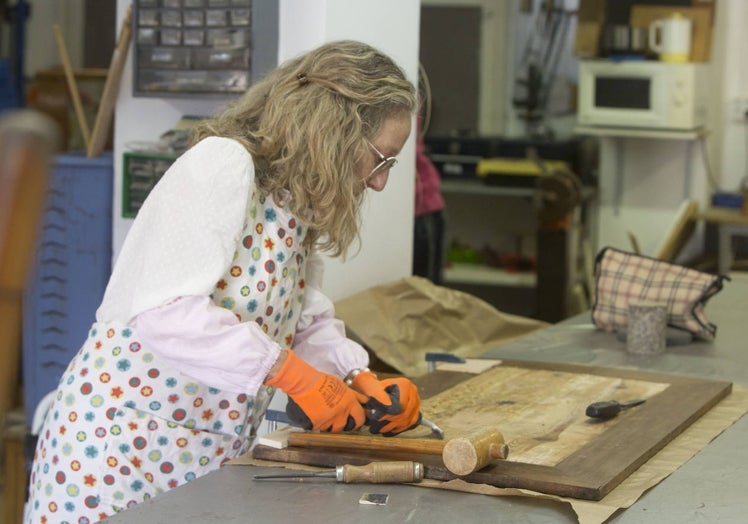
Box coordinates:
[291,289,370,378]
[133,295,282,394]
[291,254,369,378]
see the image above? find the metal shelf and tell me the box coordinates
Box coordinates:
[440,179,535,198]
[443,263,536,288]
[574,125,708,140]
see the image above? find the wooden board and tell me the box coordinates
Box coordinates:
[252,359,731,500]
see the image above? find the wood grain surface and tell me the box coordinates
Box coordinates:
[252,359,731,500]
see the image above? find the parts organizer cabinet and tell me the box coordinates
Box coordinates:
[133,0,253,96]
[22,153,113,424]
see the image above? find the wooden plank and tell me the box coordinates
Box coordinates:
[52,24,91,149]
[88,5,132,158]
[654,199,698,262]
[252,359,732,500]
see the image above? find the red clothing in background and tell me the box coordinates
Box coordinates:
[415,129,445,216]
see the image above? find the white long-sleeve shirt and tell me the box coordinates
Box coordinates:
[96,137,368,394]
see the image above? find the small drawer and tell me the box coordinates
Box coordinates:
[160,9,183,27]
[205,8,229,26]
[193,47,249,69]
[137,28,158,45]
[138,8,160,27]
[229,8,250,26]
[183,29,205,46]
[160,29,182,45]
[138,46,192,69]
[183,10,205,26]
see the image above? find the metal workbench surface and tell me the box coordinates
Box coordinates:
[105,274,748,524]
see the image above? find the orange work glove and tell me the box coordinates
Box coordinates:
[265,351,368,432]
[349,370,422,437]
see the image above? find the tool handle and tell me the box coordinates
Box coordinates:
[341,461,423,484]
[586,399,646,419]
[287,432,446,455]
[585,400,622,419]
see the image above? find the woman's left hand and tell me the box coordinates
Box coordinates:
[349,371,422,436]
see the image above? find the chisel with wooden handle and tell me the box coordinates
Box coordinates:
[253,460,423,484]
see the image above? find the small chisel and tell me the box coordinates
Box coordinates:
[253,461,423,484]
[586,399,646,419]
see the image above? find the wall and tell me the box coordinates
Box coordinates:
[24,0,85,73]
[278,1,421,301]
[112,0,420,302]
[715,0,748,193]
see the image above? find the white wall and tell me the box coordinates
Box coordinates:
[714,0,748,192]
[278,1,421,301]
[113,0,420,302]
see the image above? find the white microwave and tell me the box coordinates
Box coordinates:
[577,60,708,131]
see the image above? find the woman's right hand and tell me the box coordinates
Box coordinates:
[264,350,368,432]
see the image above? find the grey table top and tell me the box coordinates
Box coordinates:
[106,274,748,524]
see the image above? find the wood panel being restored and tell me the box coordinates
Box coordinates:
[252,359,731,500]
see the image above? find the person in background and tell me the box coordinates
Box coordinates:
[413,115,446,284]
[25,40,421,523]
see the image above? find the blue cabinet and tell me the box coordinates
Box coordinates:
[22,153,113,424]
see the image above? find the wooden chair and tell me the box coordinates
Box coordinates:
[0,109,59,524]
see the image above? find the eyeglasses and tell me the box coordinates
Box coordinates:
[364,139,398,180]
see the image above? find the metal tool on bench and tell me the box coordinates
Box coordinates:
[366,409,444,439]
[253,460,424,484]
[420,417,445,439]
[586,399,646,420]
[425,352,466,373]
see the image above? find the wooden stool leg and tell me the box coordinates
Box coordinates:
[0,300,22,428]
[0,110,59,425]
[0,110,60,524]
[4,425,29,524]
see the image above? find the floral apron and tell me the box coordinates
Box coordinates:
[26,190,308,523]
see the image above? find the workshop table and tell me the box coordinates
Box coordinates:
[105,274,748,524]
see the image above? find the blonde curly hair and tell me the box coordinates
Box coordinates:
[191,40,417,258]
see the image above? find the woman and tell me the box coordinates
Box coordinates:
[26,40,420,523]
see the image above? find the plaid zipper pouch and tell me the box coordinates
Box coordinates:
[591,247,728,340]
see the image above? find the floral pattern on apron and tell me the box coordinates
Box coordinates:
[26,189,308,523]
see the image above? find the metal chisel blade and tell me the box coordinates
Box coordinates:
[254,471,336,480]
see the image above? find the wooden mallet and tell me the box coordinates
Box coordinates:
[441,426,510,475]
[258,426,508,476]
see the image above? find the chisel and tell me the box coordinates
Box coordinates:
[253,461,424,484]
[585,399,646,419]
